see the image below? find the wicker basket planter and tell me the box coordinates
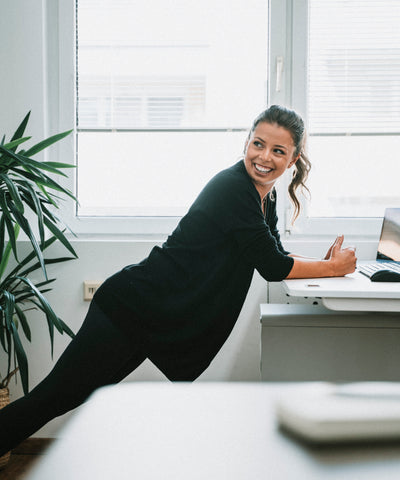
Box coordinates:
[0,388,10,469]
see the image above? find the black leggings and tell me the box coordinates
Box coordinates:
[0,302,146,456]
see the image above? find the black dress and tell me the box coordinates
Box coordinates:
[94,160,294,380]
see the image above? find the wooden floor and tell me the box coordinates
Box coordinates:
[0,438,54,480]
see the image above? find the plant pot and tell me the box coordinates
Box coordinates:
[0,388,11,469]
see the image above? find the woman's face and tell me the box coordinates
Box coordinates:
[243,122,299,199]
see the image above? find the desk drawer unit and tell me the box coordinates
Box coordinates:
[260,304,400,382]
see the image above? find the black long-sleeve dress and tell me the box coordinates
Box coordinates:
[94,160,294,380]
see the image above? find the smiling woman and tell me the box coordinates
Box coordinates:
[0,105,356,458]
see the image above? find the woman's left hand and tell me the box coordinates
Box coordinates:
[324,235,354,260]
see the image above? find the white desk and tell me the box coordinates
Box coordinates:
[25,383,400,480]
[260,268,400,382]
[282,268,400,312]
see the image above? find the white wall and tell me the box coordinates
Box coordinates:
[1,0,378,438]
[0,1,47,143]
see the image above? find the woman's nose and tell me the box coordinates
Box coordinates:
[259,149,270,161]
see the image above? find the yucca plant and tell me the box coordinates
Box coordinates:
[0,112,78,394]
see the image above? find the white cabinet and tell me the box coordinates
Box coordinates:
[260,304,400,382]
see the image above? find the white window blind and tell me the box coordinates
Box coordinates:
[75,0,268,218]
[308,0,400,135]
[297,0,400,222]
[78,76,206,129]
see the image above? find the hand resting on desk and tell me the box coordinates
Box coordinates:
[286,235,357,279]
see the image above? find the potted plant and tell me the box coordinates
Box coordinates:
[0,113,77,467]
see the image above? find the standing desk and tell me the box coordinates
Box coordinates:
[282,269,400,312]
[260,270,400,382]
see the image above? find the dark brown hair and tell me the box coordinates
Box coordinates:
[248,105,311,222]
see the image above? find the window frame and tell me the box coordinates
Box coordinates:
[54,0,384,238]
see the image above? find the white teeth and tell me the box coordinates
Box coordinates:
[255,164,271,173]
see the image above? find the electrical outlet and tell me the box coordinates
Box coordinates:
[83,281,102,301]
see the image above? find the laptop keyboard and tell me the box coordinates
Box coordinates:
[358,262,400,278]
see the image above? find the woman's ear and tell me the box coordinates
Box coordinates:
[288,153,301,169]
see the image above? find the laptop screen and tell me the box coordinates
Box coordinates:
[376,208,400,261]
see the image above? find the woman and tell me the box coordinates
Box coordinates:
[0,105,356,456]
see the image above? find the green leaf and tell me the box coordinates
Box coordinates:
[0,146,68,177]
[0,225,20,280]
[4,328,12,379]
[2,137,31,151]
[0,148,75,193]
[38,202,59,224]
[0,201,19,262]
[3,291,17,382]
[6,234,59,279]
[32,278,56,289]
[0,312,6,351]
[58,318,75,338]
[37,183,56,206]
[0,215,5,262]
[4,233,68,281]
[22,130,73,158]
[34,170,76,200]
[16,276,63,332]
[30,300,56,356]
[6,166,47,187]
[0,332,6,354]
[8,202,47,278]
[19,257,74,278]
[0,173,25,213]
[42,161,75,169]
[10,320,29,395]
[3,290,15,331]
[11,166,77,202]
[11,111,31,143]
[14,304,31,342]
[14,281,55,302]
[18,182,45,246]
[43,218,78,258]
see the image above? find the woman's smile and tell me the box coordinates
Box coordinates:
[253,163,272,174]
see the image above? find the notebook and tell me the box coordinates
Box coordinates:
[358,208,400,279]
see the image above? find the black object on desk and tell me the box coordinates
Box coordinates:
[370,270,400,282]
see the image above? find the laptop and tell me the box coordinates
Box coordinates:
[358,208,400,280]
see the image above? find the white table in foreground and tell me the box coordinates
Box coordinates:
[282,268,400,312]
[26,383,400,480]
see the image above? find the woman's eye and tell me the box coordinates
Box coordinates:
[253,141,263,148]
[274,149,285,155]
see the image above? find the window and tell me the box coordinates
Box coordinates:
[75,0,269,224]
[56,0,400,236]
[287,0,400,235]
